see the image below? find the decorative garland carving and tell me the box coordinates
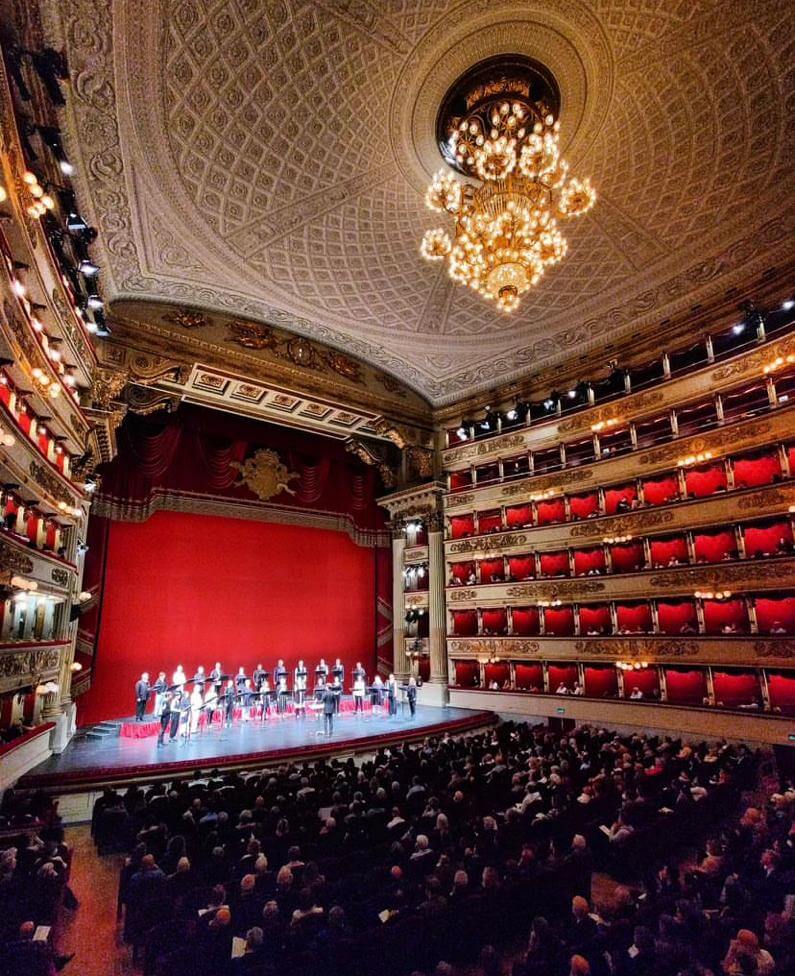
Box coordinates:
[505,580,605,600]
[649,560,795,589]
[569,510,675,538]
[87,366,130,411]
[737,487,795,510]
[445,432,528,464]
[448,589,478,602]
[404,594,428,608]
[231,449,299,501]
[449,533,527,554]
[450,639,541,656]
[29,461,74,507]
[754,640,795,659]
[0,539,34,576]
[406,446,434,480]
[557,390,666,434]
[572,638,700,658]
[502,468,593,497]
[447,493,475,509]
[0,647,61,680]
[637,420,772,465]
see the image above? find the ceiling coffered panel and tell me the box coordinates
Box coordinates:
[43,0,795,404]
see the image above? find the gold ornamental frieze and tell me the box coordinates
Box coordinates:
[572,638,700,659]
[711,333,795,384]
[501,467,594,498]
[231,449,299,501]
[558,389,666,436]
[449,638,541,656]
[753,640,795,660]
[405,593,429,608]
[449,532,528,554]
[637,418,774,466]
[504,579,606,600]
[0,538,34,578]
[569,510,675,539]
[446,492,475,509]
[649,559,795,590]
[448,589,478,602]
[444,432,528,465]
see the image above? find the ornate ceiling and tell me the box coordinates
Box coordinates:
[41,0,794,405]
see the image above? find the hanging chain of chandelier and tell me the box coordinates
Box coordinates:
[420,60,596,313]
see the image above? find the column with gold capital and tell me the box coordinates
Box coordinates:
[391,521,409,678]
[427,511,449,700]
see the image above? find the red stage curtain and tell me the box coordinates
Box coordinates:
[569,493,599,520]
[616,603,652,633]
[419,657,431,682]
[478,510,503,534]
[126,419,182,480]
[604,484,636,515]
[548,663,578,691]
[197,432,249,491]
[693,530,736,563]
[545,606,574,636]
[450,515,475,539]
[755,596,795,634]
[78,512,378,725]
[622,667,659,699]
[507,555,535,580]
[610,542,644,572]
[580,604,611,635]
[733,453,782,488]
[512,607,540,635]
[451,610,478,636]
[584,665,618,698]
[712,671,761,708]
[450,562,475,584]
[573,547,605,576]
[665,668,707,705]
[643,475,680,506]
[479,558,504,583]
[650,536,689,567]
[768,672,795,716]
[450,470,472,491]
[536,498,565,525]
[485,662,510,687]
[482,609,507,634]
[515,663,543,691]
[506,504,532,527]
[539,551,569,577]
[454,660,479,687]
[703,598,748,634]
[685,464,727,498]
[657,600,698,635]
[744,522,792,557]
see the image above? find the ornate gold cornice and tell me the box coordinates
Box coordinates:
[449,532,529,554]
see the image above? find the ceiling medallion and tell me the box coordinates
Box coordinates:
[420,56,596,313]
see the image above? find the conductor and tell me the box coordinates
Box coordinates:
[322,683,338,737]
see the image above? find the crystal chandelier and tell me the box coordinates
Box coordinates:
[420,58,596,313]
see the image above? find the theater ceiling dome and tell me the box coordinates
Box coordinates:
[44,0,794,404]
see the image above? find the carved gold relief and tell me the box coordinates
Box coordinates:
[502,468,593,497]
[445,432,527,464]
[231,449,299,500]
[87,366,129,411]
[0,647,61,680]
[638,420,772,465]
[449,533,527,554]
[29,461,74,508]
[163,307,211,329]
[449,589,478,602]
[754,640,795,659]
[572,639,700,658]
[505,580,605,600]
[51,568,70,586]
[569,510,675,538]
[0,539,34,577]
[649,560,795,589]
[447,492,475,509]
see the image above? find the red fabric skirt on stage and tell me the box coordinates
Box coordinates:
[119,698,375,738]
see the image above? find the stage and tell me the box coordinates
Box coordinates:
[18,705,496,792]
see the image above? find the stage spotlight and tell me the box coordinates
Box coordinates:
[87,295,104,311]
[78,258,100,277]
[783,300,794,311]
[66,211,88,233]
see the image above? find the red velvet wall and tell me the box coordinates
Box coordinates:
[79,512,377,724]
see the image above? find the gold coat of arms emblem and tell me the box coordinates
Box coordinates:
[231,449,299,500]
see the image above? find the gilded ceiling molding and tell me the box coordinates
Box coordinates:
[40,0,795,404]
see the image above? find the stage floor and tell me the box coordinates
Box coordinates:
[20,705,495,791]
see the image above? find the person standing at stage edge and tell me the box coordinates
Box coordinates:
[407,675,418,718]
[322,682,337,736]
[134,672,150,721]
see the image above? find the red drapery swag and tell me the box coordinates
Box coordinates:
[604,484,636,514]
[478,510,503,533]
[657,600,697,634]
[744,522,792,557]
[733,453,781,488]
[482,608,507,633]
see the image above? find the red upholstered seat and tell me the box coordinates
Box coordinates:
[454,660,479,688]
[511,606,540,636]
[545,606,574,636]
[515,663,543,691]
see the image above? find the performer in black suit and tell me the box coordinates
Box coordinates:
[223,679,236,728]
[192,666,207,692]
[157,693,173,746]
[294,660,308,707]
[316,658,329,683]
[386,673,398,717]
[252,663,267,691]
[274,659,288,714]
[134,672,150,721]
[168,692,184,741]
[234,667,247,692]
[322,683,338,736]
[210,662,224,697]
[331,659,344,713]
[152,671,168,717]
[406,675,418,718]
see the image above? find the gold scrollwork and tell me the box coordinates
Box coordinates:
[231,449,299,501]
[449,589,478,602]
[505,580,605,600]
[449,532,527,554]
